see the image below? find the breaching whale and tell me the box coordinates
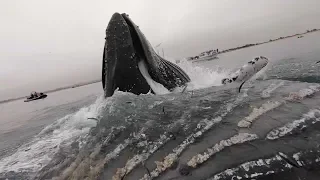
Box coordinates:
[102,13,191,97]
[28,14,320,180]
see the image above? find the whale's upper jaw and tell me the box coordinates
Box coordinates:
[102,13,191,97]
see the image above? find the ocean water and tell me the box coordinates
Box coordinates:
[1,32,320,180]
[0,84,102,159]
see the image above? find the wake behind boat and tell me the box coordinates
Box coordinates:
[24,92,47,102]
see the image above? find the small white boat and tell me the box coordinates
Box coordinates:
[191,53,219,62]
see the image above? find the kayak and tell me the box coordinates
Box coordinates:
[24,94,48,102]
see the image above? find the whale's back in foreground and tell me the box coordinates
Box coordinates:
[102,13,190,97]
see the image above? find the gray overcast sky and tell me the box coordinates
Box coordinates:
[1,0,320,99]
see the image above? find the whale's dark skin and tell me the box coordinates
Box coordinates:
[102,13,190,97]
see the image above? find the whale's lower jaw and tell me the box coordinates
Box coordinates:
[102,13,190,98]
[137,60,171,95]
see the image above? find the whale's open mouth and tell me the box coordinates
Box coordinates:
[102,13,190,97]
[102,13,153,97]
[121,14,171,94]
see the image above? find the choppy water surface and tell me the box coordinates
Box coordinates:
[1,32,320,180]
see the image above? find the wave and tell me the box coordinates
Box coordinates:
[0,96,107,175]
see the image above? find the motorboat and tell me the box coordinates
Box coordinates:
[24,92,48,102]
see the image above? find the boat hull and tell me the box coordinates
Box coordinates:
[24,94,48,102]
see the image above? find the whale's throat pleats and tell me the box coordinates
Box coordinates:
[138,60,170,95]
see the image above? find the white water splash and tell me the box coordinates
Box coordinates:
[173,58,229,90]
[141,56,267,94]
[0,96,107,174]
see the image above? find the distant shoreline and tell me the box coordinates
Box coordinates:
[188,28,320,61]
[0,80,101,104]
[1,28,319,104]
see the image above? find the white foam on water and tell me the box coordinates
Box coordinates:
[56,139,131,180]
[263,85,320,140]
[292,152,303,166]
[261,81,285,98]
[266,109,320,140]
[72,128,148,180]
[148,101,163,109]
[112,133,172,180]
[187,133,258,168]
[238,101,283,128]
[0,96,108,174]
[210,154,292,180]
[284,85,320,101]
